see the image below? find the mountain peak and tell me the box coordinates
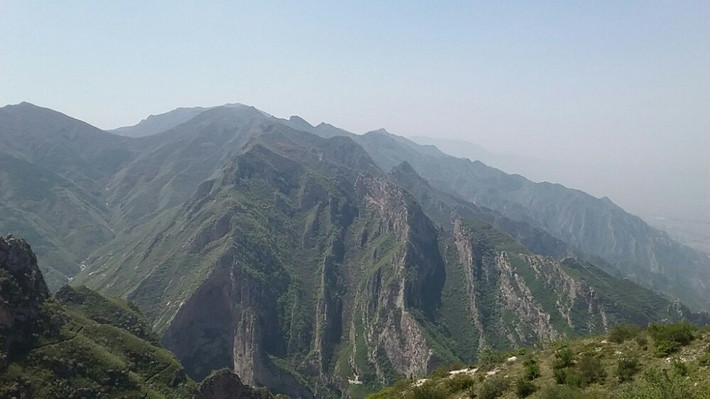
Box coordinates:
[288,115,313,128]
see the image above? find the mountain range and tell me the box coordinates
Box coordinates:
[1,101,708,397]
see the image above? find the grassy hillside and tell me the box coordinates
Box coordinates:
[0,286,198,398]
[367,322,710,399]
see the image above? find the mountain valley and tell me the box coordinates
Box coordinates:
[1,102,709,397]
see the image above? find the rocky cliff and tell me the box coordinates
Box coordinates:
[0,234,198,398]
[74,127,705,398]
[0,235,50,368]
[197,369,275,399]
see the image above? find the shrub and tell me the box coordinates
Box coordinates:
[367,387,394,399]
[393,379,412,391]
[450,361,466,371]
[539,385,602,399]
[515,378,537,398]
[523,363,541,381]
[640,367,692,399]
[653,339,681,357]
[609,324,642,343]
[477,348,505,367]
[409,382,448,399]
[563,371,583,388]
[429,365,450,379]
[648,322,696,346]
[672,359,688,376]
[478,377,508,399]
[553,347,574,369]
[616,357,639,382]
[635,335,648,350]
[444,373,475,393]
[577,354,606,385]
[553,368,567,384]
[522,357,536,367]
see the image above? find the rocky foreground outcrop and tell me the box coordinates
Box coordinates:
[197,369,275,399]
[0,235,50,368]
[0,234,199,398]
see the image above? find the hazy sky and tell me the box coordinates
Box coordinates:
[1,1,708,220]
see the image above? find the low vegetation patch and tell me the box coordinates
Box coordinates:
[648,321,696,356]
[609,324,642,344]
[366,322,710,399]
[515,378,537,398]
[616,356,639,382]
[478,377,508,399]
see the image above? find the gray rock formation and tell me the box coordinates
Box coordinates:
[0,235,49,368]
[197,369,274,399]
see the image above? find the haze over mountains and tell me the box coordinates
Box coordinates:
[1,101,709,397]
[408,136,710,256]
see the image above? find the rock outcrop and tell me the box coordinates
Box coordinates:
[0,234,198,398]
[197,369,274,399]
[0,235,50,367]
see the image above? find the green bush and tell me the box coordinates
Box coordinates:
[553,347,574,369]
[409,382,448,399]
[477,348,505,367]
[523,363,541,381]
[444,373,474,393]
[563,371,583,388]
[639,367,692,399]
[539,385,602,399]
[616,357,639,382]
[648,322,696,346]
[429,365,450,379]
[635,335,648,350]
[367,387,394,399]
[478,377,508,399]
[577,354,606,385]
[515,378,537,398]
[449,360,466,370]
[553,368,567,384]
[609,324,642,343]
[653,339,681,357]
[671,359,688,376]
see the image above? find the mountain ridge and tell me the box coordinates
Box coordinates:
[2,102,709,397]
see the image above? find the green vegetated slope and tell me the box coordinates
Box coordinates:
[74,123,705,398]
[367,322,710,399]
[3,102,710,398]
[0,103,128,290]
[77,126,449,397]
[0,235,197,398]
[346,130,710,311]
[2,101,709,313]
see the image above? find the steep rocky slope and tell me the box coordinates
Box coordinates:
[3,102,708,313]
[0,235,198,398]
[2,102,709,397]
[347,130,710,310]
[74,125,704,398]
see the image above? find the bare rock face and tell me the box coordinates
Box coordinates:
[0,235,50,367]
[197,369,274,399]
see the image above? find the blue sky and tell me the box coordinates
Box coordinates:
[1,1,708,219]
